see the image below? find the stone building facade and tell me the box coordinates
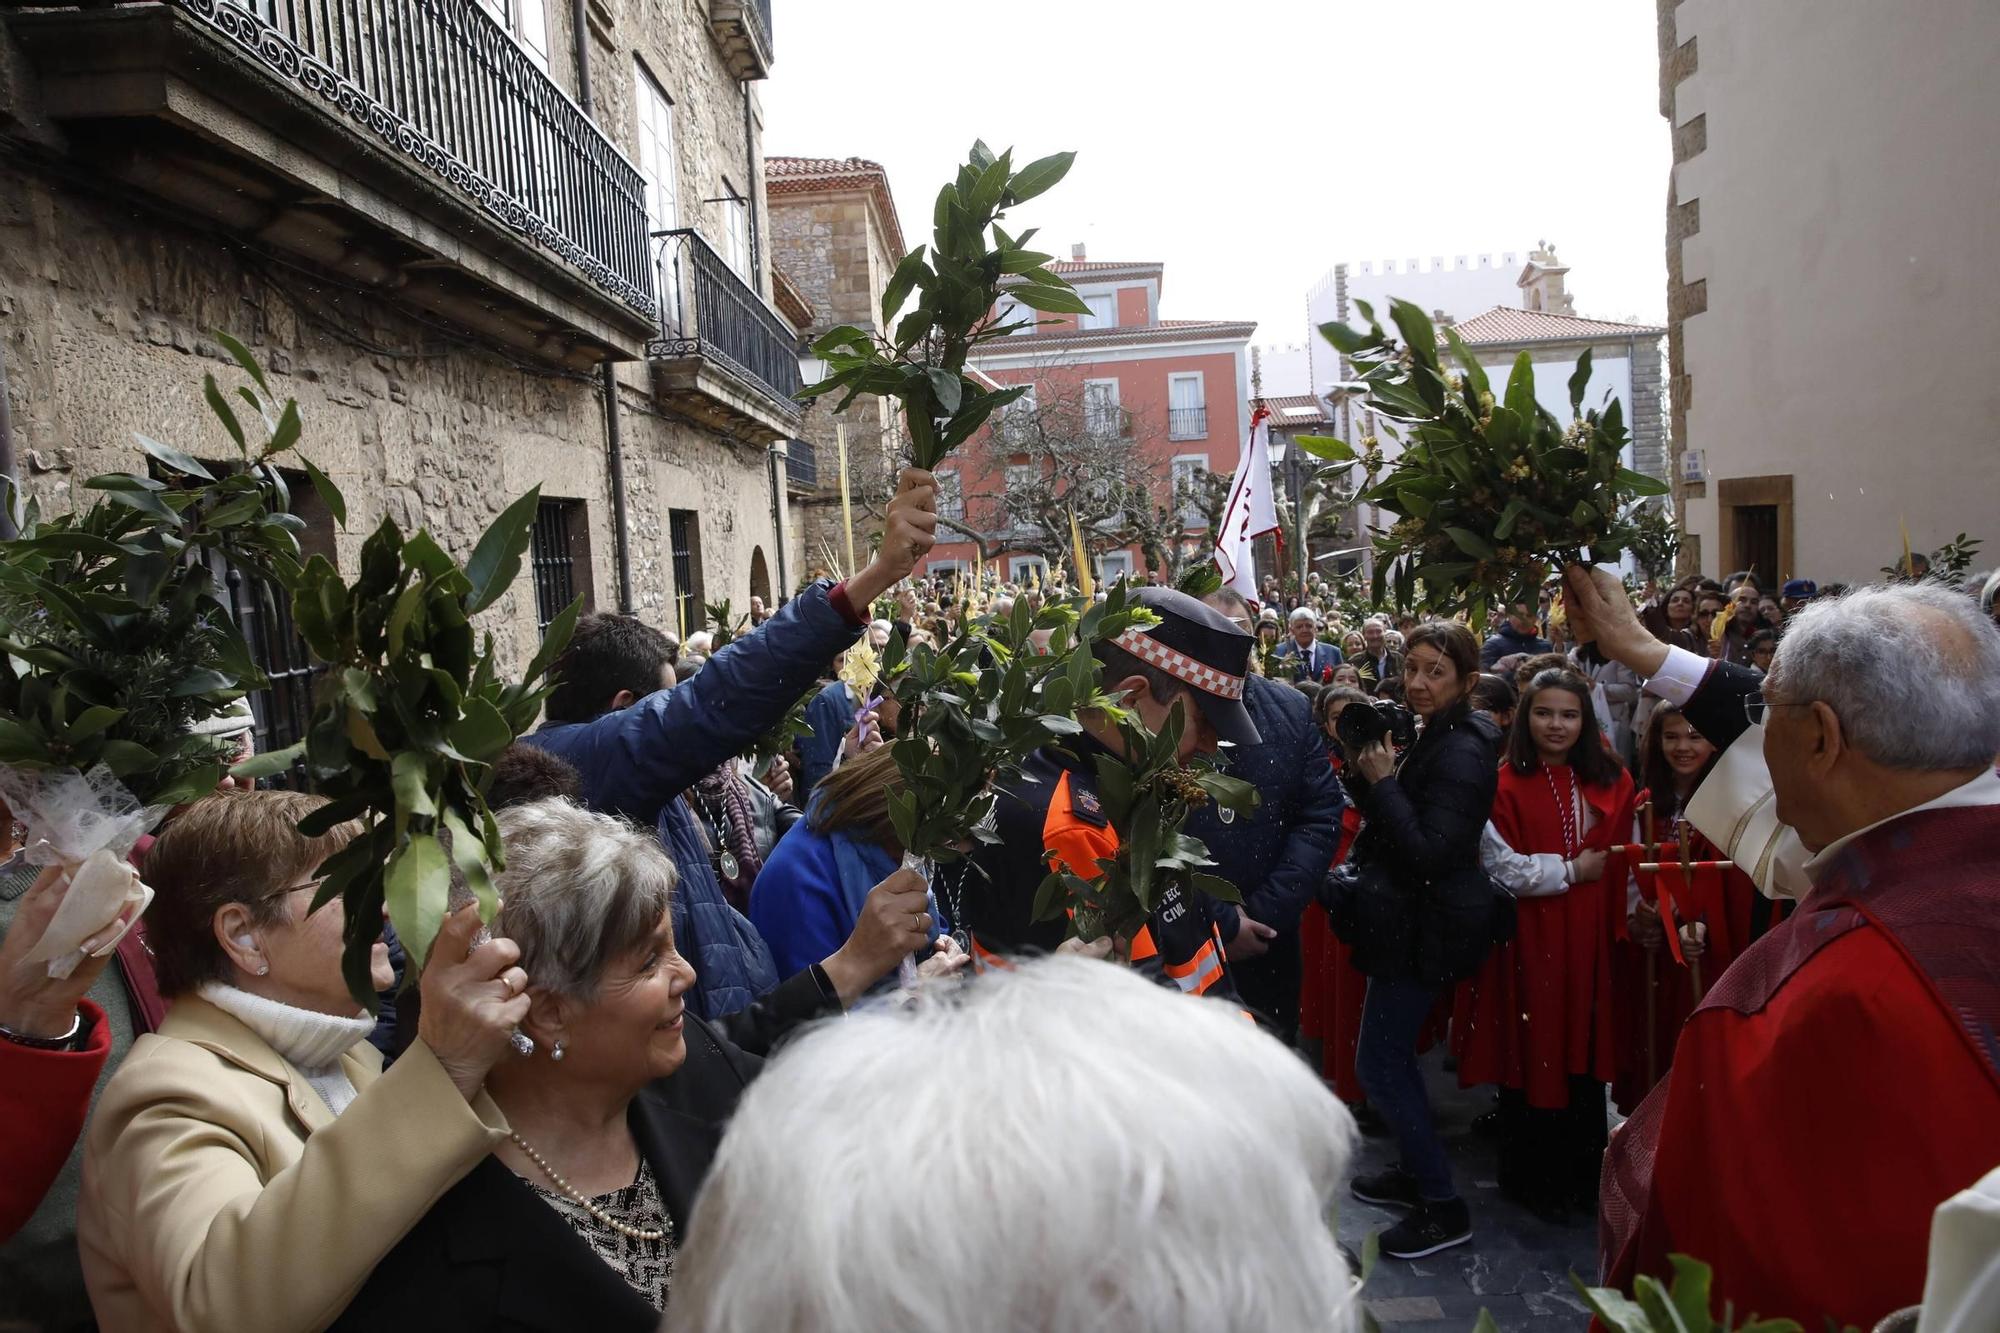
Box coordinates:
[0,0,803,751]
[1657,0,2000,584]
[764,155,907,587]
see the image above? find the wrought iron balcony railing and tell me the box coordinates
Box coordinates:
[648,228,802,412]
[162,0,653,316]
[707,0,774,80]
[1168,405,1209,440]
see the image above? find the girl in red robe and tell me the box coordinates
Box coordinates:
[1611,702,1793,1111]
[1453,668,1636,1222]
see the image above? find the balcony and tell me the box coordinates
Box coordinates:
[1168,405,1210,440]
[7,0,656,368]
[648,228,803,442]
[1085,405,1132,439]
[783,440,818,491]
[707,0,774,81]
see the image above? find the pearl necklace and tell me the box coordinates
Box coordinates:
[509,1130,668,1242]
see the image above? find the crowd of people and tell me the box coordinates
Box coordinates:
[3,462,1999,1332]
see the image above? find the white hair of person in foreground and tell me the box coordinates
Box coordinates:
[663,956,1359,1333]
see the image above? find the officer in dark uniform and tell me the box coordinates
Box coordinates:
[958,587,1262,998]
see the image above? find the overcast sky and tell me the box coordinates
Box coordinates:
[762,0,1670,354]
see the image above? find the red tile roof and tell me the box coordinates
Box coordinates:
[1001,259,1164,291]
[1260,393,1335,426]
[763,156,906,257]
[970,318,1257,356]
[1446,306,1665,345]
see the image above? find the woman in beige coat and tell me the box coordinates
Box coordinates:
[77,791,532,1332]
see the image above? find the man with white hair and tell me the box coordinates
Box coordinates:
[1566,566,2000,1330]
[1274,605,1342,683]
[662,957,1359,1333]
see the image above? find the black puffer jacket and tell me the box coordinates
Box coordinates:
[1343,704,1502,985]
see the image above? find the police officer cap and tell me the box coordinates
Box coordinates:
[1106,586,1261,748]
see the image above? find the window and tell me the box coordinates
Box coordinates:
[634,64,677,236]
[1079,293,1115,330]
[1009,557,1048,583]
[1097,550,1135,584]
[1172,454,1210,528]
[475,0,548,68]
[1005,462,1036,534]
[936,469,965,523]
[1084,379,1122,437]
[997,385,1037,444]
[530,499,594,632]
[997,297,1036,331]
[1168,373,1208,441]
[720,178,750,276]
[668,508,704,640]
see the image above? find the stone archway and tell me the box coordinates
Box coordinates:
[749,546,772,605]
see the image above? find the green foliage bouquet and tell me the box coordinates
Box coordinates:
[800,141,1087,468]
[1318,298,1669,628]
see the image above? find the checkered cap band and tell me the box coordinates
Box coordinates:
[1112,628,1245,701]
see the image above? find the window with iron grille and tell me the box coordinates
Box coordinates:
[191,467,337,790]
[668,508,703,639]
[529,499,594,631]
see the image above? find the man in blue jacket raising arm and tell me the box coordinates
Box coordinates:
[524,469,941,1020]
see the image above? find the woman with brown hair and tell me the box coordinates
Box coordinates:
[1452,668,1637,1224]
[1336,621,1503,1261]
[748,746,952,982]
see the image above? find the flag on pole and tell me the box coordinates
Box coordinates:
[1214,406,1278,603]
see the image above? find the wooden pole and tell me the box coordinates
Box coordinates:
[837,423,856,579]
[1642,799,1659,1088]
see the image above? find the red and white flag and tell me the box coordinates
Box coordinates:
[1214,406,1278,603]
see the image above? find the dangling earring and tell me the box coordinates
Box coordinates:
[551,1039,566,1062]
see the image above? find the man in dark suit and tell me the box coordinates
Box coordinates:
[1274,607,1342,682]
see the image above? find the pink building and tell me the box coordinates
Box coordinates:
[921,249,1256,584]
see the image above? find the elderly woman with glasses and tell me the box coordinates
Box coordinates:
[76,791,529,1333]
[336,797,909,1330]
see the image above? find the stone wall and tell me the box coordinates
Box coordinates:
[0,157,778,672]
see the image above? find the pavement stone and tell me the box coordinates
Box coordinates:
[1335,1049,1601,1331]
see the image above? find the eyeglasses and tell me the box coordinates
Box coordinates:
[1743,692,1814,726]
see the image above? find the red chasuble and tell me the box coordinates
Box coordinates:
[1454,762,1637,1109]
[1601,805,2000,1329]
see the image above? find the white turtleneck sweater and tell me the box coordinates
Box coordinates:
[199,983,378,1116]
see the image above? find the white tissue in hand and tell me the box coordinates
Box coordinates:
[23,848,154,978]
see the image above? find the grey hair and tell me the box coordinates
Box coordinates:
[1287,605,1317,624]
[1767,582,2000,771]
[492,799,676,1002]
[665,956,1358,1333]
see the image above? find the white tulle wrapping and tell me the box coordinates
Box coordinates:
[0,763,164,977]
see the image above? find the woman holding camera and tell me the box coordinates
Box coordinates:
[1336,622,1502,1261]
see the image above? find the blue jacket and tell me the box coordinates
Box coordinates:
[525,582,861,1021]
[796,678,859,797]
[1185,674,1346,937]
[750,804,941,979]
[1480,623,1553,668]
[1274,637,1343,683]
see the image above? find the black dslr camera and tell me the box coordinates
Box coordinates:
[1335,697,1418,756]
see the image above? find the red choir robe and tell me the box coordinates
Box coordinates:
[1611,821,1792,1111]
[1454,761,1637,1109]
[1601,804,2000,1329]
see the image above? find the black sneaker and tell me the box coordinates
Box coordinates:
[1350,1166,1421,1208]
[1378,1196,1473,1260]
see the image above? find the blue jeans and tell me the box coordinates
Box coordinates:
[1356,976,1457,1203]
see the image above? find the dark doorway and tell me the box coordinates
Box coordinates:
[1731,504,1779,589]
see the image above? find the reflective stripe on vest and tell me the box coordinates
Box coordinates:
[1161,930,1226,995]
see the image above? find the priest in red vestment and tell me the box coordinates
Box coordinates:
[1568,566,2000,1330]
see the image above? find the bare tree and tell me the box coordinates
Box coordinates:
[947,368,1182,570]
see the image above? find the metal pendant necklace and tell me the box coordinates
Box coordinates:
[691,787,742,881]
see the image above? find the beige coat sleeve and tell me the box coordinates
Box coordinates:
[82,1040,506,1333]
